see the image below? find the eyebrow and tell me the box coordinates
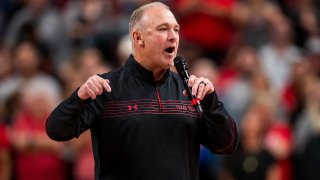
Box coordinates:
[156,23,180,29]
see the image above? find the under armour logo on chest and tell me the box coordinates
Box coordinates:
[128,104,138,111]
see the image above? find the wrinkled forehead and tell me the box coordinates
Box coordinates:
[140,6,179,28]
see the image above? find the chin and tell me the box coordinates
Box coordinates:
[166,60,174,69]
[160,64,171,70]
[159,56,174,69]
[169,62,175,68]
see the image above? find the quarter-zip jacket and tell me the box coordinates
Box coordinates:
[46,55,238,180]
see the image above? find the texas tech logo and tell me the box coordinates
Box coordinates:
[175,105,195,112]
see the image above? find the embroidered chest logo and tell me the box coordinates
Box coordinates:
[175,105,195,112]
[128,104,138,111]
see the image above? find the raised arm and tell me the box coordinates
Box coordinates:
[187,75,238,154]
[46,75,111,141]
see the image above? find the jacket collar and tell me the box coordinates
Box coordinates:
[125,55,171,84]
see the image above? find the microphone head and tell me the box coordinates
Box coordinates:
[174,56,184,65]
[173,56,184,63]
[174,56,188,72]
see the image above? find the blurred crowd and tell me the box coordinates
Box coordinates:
[0,0,319,180]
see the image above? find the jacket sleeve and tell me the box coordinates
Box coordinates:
[46,89,101,141]
[200,91,238,154]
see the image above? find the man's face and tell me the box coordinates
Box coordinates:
[139,6,180,69]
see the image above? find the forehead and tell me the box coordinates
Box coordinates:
[141,6,179,27]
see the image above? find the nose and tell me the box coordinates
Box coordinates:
[167,29,178,42]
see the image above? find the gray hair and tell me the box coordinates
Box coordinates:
[129,2,170,38]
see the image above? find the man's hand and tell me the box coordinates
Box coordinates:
[77,75,111,100]
[183,75,214,100]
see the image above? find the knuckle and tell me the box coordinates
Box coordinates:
[93,74,99,78]
[88,76,95,81]
[87,80,93,86]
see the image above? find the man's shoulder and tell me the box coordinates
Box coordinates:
[99,66,126,80]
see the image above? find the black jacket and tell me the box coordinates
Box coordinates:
[46,55,238,180]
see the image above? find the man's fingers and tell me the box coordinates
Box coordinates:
[93,75,111,93]
[199,83,211,100]
[197,82,205,99]
[88,80,100,95]
[92,76,105,95]
[202,81,214,98]
[77,75,112,100]
[188,75,215,100]
[188,75,197,87]
[191,77,206,96]
[85,86,97,99]
[97,77,111,92]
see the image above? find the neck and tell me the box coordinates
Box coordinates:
[153,69,167,81]
[133,54,167,81]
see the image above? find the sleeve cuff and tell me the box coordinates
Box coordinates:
[201,91,219,110]
[67,88,92,105]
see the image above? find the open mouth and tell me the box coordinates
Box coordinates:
[165,46,175,54]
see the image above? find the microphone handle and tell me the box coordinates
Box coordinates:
[181,75,203,114]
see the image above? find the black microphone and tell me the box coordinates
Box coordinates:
[174,56,203,114]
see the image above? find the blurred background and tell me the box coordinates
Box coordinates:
[0,0,319,180]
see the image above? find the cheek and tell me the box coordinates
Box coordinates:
[152,33,166,43]
[149,40,163,53]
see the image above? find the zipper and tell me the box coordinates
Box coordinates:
[155,83,163,110]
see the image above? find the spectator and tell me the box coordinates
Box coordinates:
[220,102,278,180]
[279,0,320,48]
[63,0,128,66]
[265,123,293,180]
[292,74,320,154]
[280,59,311,125]
[4,0,70,70]
[259,15,302,93]
[9,77,67,180]
[77,48,112,80]
[293,73,320,180]
[221,45,266,126]
[71,131,94,180]
[172,0,237,64]
[232,0,282,48]
[2,41,61,104]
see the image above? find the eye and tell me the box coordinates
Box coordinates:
[174,28,180,33]
[159,27,167,31]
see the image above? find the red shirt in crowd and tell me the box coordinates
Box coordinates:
[172,0,236,51]
[12,112,66,180]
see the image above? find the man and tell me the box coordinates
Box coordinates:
[46,2,238,180]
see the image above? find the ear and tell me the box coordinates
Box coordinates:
[133,31,144,47]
